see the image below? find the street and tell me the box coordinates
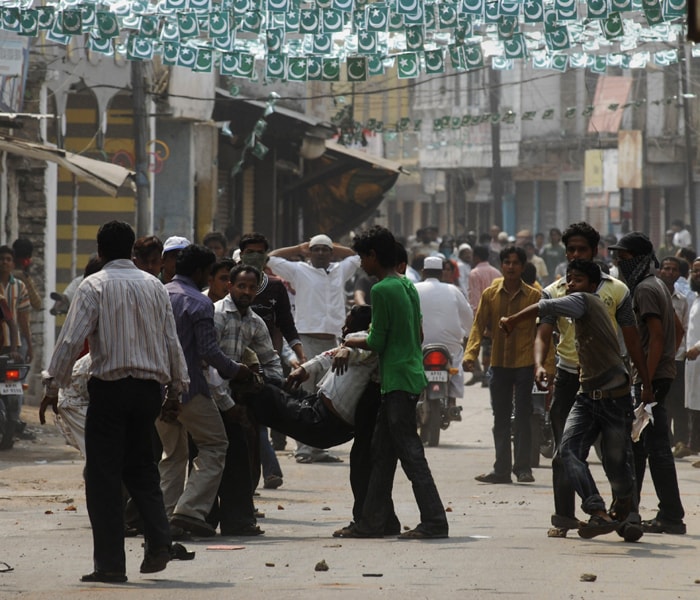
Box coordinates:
[1,384,700,599]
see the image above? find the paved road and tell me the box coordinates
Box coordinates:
[1,385,700,599]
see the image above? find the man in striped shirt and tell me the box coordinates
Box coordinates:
[40,221,189,584]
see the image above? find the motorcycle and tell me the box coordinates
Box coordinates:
[416,344,462,447]
[0,356,31,450]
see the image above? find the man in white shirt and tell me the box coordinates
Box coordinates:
[672,219,693,249]
[456,243,472,298]
[415,256,474,402]
[268,233,360,463]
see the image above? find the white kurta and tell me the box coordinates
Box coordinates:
[415,278,474,399]
[684,294,700,410]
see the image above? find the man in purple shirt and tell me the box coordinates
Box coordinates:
[158,244,254,538]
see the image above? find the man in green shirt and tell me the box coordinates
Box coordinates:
[339,227,448,540]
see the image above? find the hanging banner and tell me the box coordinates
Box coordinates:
[617,130,643,188]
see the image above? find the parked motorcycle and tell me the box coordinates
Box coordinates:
[0,357,31,450]
[416,344,462,447]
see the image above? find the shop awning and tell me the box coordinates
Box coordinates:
[0,135,135,197]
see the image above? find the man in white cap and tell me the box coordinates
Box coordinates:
[456,243,472,298]
[415,256,473,410]
[268,233,360,463]
[161,236,191,284]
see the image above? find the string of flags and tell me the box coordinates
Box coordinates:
[0,0,687,81]
[229,92,278,174]
[345,91,684,133]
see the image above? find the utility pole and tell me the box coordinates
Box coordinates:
[489,68,503,228]
[131,61,151,236]
[680,39,697,241]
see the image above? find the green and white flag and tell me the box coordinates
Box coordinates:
[503,33,527,58]
[358,30,378,53]
[322,56,341,80]
[322,9,343,32]
[141,16,159,39]
[127,36,154,60]
[461,0,484,17]
[178,12,200,38]
[397,51,420,78]
[464,43,483,69]
[178,46,197,68]
[266,27,284,52]
[523,0,544,23]
[405,25,424,50]
[162,41,180,65]
[240,11,264,33]
[312,32,332,53]
[300,9,320,33]
[555,0,577,20]
[307,55,323,80]
[96,11,120,38]
[194,48,214,72]
[19,10,38,36]
[438,4,457,28]
[424,48,445,73]
[602,12,624,39]
[87,35,114,55]
[209,12,231,38]
[287,57,308,81]
[61,9,82,34]
[366,4,389,31]
[37,6,55,30]
[347,56,368,81]
[368,54,385,75]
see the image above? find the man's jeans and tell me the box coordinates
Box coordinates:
[633,379,685,523]
[489,366,534,476]
[559,393,637,515]
[358,391,447,535]
[550,368,581,519]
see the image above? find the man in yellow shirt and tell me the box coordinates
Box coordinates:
[464,246,541,484]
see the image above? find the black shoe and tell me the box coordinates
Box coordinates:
[332,524,384,538]
[617,514,644,542]
[642,518,686,535]
[577,515,619,539]
[551,514,585,529]
[516,472,535,483]
[170,513,216,537]
[80,571,127,583]
[475,471,512,484]
[140,548,170,574]
[263,475,283,489]
[221,524,265,536]
[170,543,196,561]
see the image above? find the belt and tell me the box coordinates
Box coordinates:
[585,386,631,400]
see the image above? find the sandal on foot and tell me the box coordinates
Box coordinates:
[397,528,448,540]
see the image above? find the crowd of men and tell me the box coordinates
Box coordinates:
[29,216,700,582]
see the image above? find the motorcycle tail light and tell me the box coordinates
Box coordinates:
[5,369,20,381]
[424,351,448,368]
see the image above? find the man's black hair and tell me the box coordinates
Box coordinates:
[239,232,270,252]
[499,245,527,265]
[677,247,697,263]
[203,231,227,248]
[347,304,372,333]
[594,258,610,275]
[561,222,600,250]
[567,259,602,286]
[84,256,104,278]
[229,263,261,284]
[662,255,682,270]
[211,257,235,276]
[175,244,216,277]
[352,226,396,268]
[473,245,490,262]
[12,238,32,260]
[549,227,562,237]
[679,257,690,278]
[522,262,537,285]
[395,242,408,267]
[97,221,135,261]
[0,245,14,259]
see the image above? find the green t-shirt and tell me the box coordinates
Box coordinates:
[366,275,427,395]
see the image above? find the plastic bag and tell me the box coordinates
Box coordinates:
[631,402,656,442]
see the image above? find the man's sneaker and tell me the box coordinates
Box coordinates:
[516,471,535,483]
[642,518,686,535]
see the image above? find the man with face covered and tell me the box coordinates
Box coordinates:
[268,234,360,463]
[609,232,687,535]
